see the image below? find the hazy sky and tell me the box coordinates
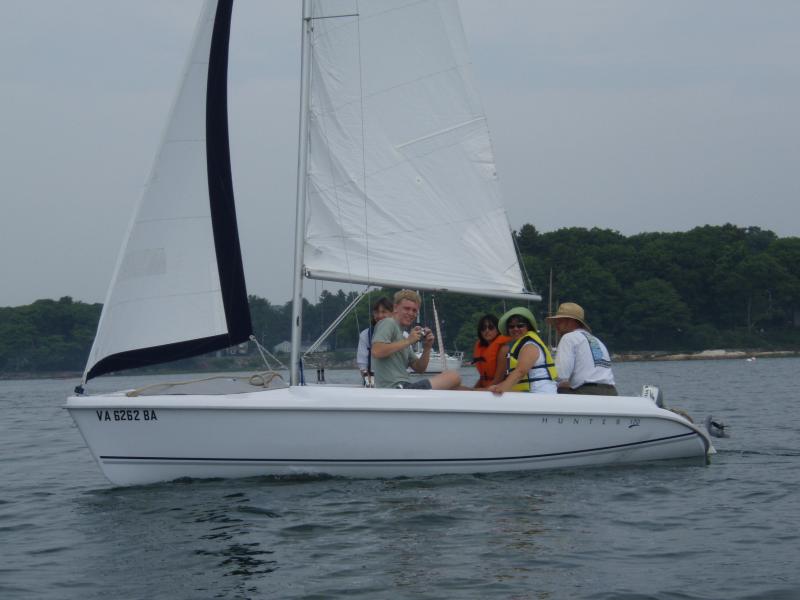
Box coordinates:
[2,0,799,308]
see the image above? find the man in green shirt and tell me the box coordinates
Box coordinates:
[371,289,462,390]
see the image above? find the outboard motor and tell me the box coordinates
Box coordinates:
[641,384,664,408]
[704,415,730,438]
[642,384,694,422]
[642,385,728,437]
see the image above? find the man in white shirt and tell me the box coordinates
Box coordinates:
[546,302,618,396]
[356,296,393,386]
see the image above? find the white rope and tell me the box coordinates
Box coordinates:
[248,371,285,388]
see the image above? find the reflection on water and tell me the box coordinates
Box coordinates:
[74,483,279,597]
[193,494,277,578]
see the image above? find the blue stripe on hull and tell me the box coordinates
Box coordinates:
[99,431,701,464]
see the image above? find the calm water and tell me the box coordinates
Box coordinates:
[1,359,799,599]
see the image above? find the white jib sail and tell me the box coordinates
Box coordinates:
[302,0,532,299]
[84,1,242,380]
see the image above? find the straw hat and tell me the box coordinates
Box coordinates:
[498,307,538,336]
[545,302,591,331]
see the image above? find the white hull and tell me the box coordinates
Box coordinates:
[66,386,713,486]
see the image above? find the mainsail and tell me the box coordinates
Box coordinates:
[302,0,534,299]
[83,0,250,381]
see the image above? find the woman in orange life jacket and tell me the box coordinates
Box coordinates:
[471,314,510,389]
[487,307,558,395]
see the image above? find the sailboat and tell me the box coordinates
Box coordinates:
[413,296,463,372]
[419,350,463,373]
[66,0,714,486]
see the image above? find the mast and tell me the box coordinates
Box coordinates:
[290,0,313,386]
[547,268,554,348]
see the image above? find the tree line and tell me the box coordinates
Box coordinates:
[2,224,799,375]
[513,223,800,351]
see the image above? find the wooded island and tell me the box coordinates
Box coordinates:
[3,224,799,376]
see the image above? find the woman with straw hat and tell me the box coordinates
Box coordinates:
[545,302,617,396]
[487,307,557,395]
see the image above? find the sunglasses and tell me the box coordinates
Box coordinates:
[480,323,496,331]
[507,321,528,330]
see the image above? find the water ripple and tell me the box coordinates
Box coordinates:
[3,362,800,598]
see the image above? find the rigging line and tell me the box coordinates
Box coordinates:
[308,13,359,21]
[307,1,423,41]
[250,334,287,371]
[511,226,534,292]
[316,279,321,332]
[356,0,371,286]
[353,286,367,337]
[303,288,370,357]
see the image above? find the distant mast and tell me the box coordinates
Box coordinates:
[547,268,554,348]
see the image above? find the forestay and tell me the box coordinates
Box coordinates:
[83,0,250,382]
[303,0,534,300]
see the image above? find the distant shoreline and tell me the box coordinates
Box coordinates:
[2,348,799,381]
[613,349,800,362]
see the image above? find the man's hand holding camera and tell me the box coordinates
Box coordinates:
[411,326,434,349]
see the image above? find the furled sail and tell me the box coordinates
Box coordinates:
[83,0,250,381]
[303,0,536,300]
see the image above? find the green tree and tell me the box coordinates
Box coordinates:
[734,254,792,332]
[619,279,691,349]
[553,257,623,342]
